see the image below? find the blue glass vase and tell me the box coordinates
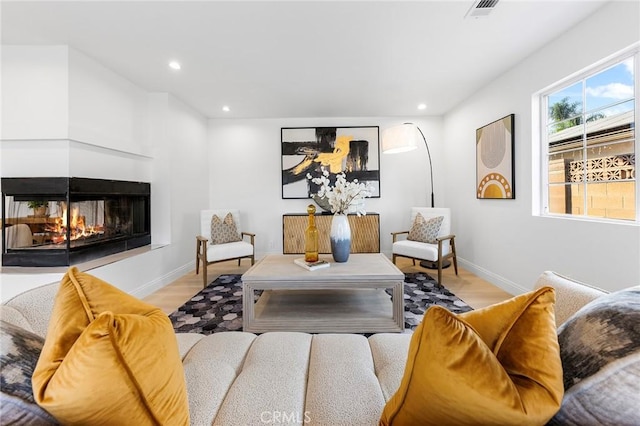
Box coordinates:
[330,213,351,262]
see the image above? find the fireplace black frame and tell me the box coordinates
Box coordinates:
[2,177,151,267]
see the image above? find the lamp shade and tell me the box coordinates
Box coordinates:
[382,123,419,154]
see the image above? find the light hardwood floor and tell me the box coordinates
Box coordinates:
[143,256,513,315]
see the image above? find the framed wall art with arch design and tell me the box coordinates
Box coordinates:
[476,114,515,199]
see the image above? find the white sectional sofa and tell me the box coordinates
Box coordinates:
[2,271,637,425]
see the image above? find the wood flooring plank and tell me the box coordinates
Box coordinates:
[142,257,513,315]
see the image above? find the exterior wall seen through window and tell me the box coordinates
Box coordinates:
[543,51,637,222]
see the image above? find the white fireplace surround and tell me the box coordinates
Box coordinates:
[1,46,208,302]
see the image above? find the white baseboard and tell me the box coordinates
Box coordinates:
[457,257,528,296]
[381,250,527,296]
[130,262,193,299]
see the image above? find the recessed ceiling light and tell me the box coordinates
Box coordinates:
[222,106,230,112]
[417,103,427,110]
[168,61,181,70]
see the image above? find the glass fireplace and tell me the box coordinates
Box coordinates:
[2,178,150,267]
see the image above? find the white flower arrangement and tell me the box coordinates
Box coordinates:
[307,168,373,215]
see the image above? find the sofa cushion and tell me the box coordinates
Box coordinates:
[212,332,312,425]
[181,331,257,425]
[368,334,413,401]
[380,286,563,426]
[32,267,189,425]
[407,213,443,244]
[548,286,640,426]
[305,334,386,425]
[210,212,242,244]
[0,320,58,425]
[205,240,254,263]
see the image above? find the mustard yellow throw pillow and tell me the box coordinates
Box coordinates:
[380,286,563,426]
[32,267,189,426]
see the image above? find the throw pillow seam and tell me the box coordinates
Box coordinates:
[493,286,554,355]
[67,267,96,322]
[104,312,163,426]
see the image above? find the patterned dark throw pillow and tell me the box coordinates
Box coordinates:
[407,214,443,244]
[210,212,242,245]
[0,320,58,425]
[548,287,640,425]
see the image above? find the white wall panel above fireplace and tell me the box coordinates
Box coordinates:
[1,46,152,157]
[68,48,151,156]
[0,140,70,177]
[68,140,151,182]
[0,139,151,182]
[1,46,69,140]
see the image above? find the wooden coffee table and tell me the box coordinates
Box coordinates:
[241,253,405,333]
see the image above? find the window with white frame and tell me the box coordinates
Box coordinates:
[541,48,637,222]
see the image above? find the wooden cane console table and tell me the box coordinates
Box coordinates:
[241,254,405,333]
[282,213,380,254]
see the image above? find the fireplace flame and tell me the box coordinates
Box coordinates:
[47,203,104,244]
[70,207,85,235]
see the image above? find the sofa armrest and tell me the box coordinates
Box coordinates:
[534,271,608,327]
[435,234,455,242]
[241,232,255,246]
[0,305,34,332]
[1,282,59,338]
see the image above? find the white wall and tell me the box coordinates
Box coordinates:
[0,46,153,181]
[1,46,69,140]
[68,48,151,155]
[208,117,443,258]
[1,140,71,177]
[1,47,208,302]
[166,96,210,244]
[0,139,152,180]
[111,93,210,299]
[443,1,640,293]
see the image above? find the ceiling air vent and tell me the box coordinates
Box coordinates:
[464,0,500,19]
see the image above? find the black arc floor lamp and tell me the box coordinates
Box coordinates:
[381,122,435,207]
[382,123,450,269]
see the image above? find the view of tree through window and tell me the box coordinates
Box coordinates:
[545,54,636,221]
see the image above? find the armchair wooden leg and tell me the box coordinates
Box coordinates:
[195,241,200,275]
[451,240,459,276]
[199,241,209,288]
[392,254,397,264]
[437,241,444,284]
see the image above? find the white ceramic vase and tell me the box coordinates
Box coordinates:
[330,213,351,262]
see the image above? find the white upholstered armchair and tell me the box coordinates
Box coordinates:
[391,207,458,284]
[195,209,255,287]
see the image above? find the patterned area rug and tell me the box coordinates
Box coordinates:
[169,272,472,335]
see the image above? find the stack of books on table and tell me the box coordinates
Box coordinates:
[294,258,330,271]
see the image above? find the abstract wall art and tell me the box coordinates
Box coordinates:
[476,114,515,199]
[281,126,380,199]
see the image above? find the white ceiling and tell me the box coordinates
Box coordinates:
[1,1,608,119]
